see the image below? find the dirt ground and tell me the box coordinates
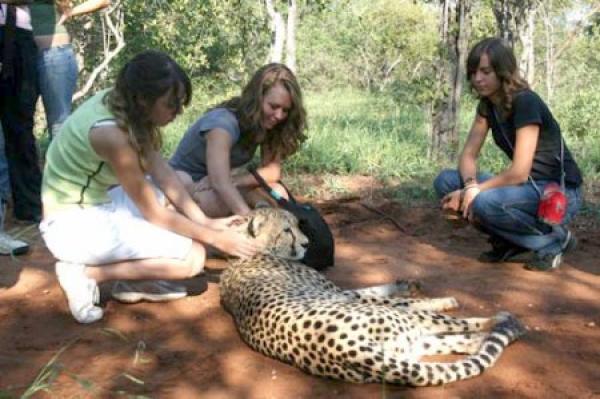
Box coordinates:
[1,179,599,399]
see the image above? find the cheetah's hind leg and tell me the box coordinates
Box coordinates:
[411,332,489,358]
[346,279,421,299]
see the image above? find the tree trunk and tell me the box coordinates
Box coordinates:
[541,1,555,101]
[514,1,537,85]
[285,0,297,72]
[429,0,471,160]
[492,0,538,85]
[492,0,514,47]
[265,0,285,63]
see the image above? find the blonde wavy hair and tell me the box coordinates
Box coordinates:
[104,50,191,168]
[217,63,307,162]
[466,37,529,115]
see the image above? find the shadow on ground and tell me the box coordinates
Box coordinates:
[0,182,599,399]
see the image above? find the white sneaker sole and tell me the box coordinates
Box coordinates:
[112,291,188,303]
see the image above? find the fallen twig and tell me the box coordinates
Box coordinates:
[359,202,411,235]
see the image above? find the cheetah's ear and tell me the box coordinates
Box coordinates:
[247,213,266,238]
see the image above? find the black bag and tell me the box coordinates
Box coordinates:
[248,168,335,270]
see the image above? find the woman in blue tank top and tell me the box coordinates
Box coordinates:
[170,63,307,217]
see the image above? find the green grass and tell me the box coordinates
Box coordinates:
[37,86,600,204]
[288,89,439,180]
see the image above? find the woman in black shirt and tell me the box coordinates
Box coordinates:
[433,37,583,271]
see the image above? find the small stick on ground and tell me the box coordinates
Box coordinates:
[360,202,411,235]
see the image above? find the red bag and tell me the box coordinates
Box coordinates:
[537,182,568,225]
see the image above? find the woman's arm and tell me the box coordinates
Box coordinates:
[205,128,252,215]
[231,145,282,189]
[441,114,488,212]
[459,113,489,184]
[145,150,209,226]
[461,123,539,218]
[89,126,259,258]
[478,124,539,191]
[58,0,110,24]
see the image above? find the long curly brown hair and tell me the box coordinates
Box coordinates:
[466,37,529,114]
[104,50,191,168]
[217,63,307,162]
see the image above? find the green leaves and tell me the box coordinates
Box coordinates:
[121,0,270,81]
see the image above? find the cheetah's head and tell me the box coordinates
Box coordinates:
[236,207,309,260]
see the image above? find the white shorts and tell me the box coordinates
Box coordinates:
[40,185,193,265]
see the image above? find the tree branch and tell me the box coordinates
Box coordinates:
[73,0,125,101]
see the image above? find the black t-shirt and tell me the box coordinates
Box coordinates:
[477,90,582,187]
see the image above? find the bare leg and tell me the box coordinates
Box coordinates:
[175,170,290,216]
[345,280,421,299]
[85,241,206,283]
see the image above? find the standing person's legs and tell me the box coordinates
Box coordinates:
[0,125,29,255]
[3,30,42,223]
[37,44,78,139]
[0,124,11,206]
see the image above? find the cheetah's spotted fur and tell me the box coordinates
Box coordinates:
[220,207,525,386]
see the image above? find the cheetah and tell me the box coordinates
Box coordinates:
[220,207,525,386]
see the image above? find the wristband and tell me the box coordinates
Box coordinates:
[463,176,476,186]
[463,185,480,192]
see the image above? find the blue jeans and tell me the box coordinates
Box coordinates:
[433,169,583,257]
[37,44,77,139]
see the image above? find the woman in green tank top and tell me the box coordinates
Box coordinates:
[41,51,261,324]
[30,0,110,139]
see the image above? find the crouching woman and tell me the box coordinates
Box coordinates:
[433,37,583,271]
[40,50,259,323]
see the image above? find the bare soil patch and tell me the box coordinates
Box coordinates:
[1,181,599,399]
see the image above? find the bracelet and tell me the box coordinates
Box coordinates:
[463,185,480,192]
[464,177,476,186]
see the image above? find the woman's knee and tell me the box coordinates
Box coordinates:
[182,242,206,277]
[433,169,460,198]
[471,191,504,223]
[175,170,194,189]
[245,182,288,208]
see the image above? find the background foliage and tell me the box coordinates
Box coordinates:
[66,0,600,184]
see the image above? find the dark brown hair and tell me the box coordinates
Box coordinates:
[217,63,307,162]
[105,50,191,165]
[466,37,529,114]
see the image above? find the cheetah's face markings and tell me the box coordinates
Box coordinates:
[239,207,309,260]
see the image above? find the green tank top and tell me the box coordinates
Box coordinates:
[42,89,120,215]
[30,2,68,36]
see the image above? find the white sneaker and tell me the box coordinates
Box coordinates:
[111,280,188,303]
[55,261,103,324]
[0,231,29,256]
